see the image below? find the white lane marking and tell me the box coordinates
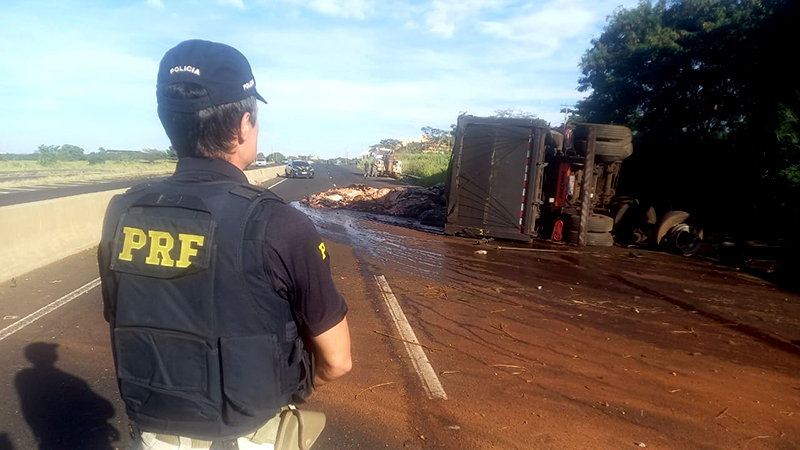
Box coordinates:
[374,275,447,400]
[268,178,288,189]
[1,187,40,191]
[0,278,101,342]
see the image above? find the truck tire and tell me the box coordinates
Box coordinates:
[654,211,704,248]
[588,214,614,232]
[566,229,580,243]
[586,231,614,247]
[665,223,703,256]
[565,214,581,230]
[549,130,564,151]
[575,124,632,141]
[612,203,630,227]
[596,141,633,162]
[575,140,633,162]
[644,206,657,225]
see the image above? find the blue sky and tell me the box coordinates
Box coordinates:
[0,0,639,158]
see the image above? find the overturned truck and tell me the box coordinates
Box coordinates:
[444,115,702,253]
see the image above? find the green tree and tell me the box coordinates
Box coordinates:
[141,148,166,162]
[35,145,59,166]
[266,152,285,162]
[420,126,454,152]
[166,146,178,160]
[576,0,799,237]
[87,152,106,165]
[490,109,548,127]
[402,141,426,154]
[370,139,402,151]
[58,144,85,161]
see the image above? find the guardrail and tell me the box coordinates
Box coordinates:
[0,165,284,284]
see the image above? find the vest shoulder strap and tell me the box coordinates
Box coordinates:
[230,183,285,203]
[125,182,152,195]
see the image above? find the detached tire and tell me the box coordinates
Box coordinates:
[586,231,614,247]
[654,211,704,248]
[588,214,614,232]
[665,224,703,256]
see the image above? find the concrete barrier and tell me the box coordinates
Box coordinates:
[245,165,283,184]
[0,164,285,283]
[0,189,127,284]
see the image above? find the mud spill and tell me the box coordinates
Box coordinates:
[292,202,552,295]
[293,202,445,278]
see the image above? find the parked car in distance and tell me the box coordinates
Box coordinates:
[285,160,315,178]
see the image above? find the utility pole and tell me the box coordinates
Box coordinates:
[560,104,572,127]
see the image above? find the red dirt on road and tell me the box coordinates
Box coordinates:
[305,205,800,450]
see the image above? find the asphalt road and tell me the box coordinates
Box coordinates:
[0,164,416,450]
[0,177,169,207]
[0,163,280,207]
[1,164,799,450]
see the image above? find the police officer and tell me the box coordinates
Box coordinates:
[98,39,352,450]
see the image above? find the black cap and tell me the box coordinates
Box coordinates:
[157,39,267,113]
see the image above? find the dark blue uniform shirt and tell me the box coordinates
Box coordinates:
[117,157,348,337]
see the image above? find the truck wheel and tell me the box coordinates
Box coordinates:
[566,230,580,243]
[665,223,703,256]
[566,214,581,230]
[575,124,632,141]
[612,203,630,227]
[654,211,703,248]
[644,206,657,225]
[575,140,633,162]
[596,141,633,162]
[549,130,564,151]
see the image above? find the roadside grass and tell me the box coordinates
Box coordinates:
[0,160,176,188]
[397,153,451,187]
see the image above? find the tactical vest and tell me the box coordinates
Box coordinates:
[103,179,313,440]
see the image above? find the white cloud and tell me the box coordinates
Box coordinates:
[424,0,507,38]
[278,0,373,19]
[479,2,594,51]
[0,0,642,155]
[261,72,581,125]
[218,0,246,9]
[309,0,373,19]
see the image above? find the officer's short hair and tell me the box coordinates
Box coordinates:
[158,82,258,159]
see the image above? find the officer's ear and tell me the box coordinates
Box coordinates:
[238,112,254,144]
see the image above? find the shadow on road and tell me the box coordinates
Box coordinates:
[0,433,13,450]
[14,342,119,450]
